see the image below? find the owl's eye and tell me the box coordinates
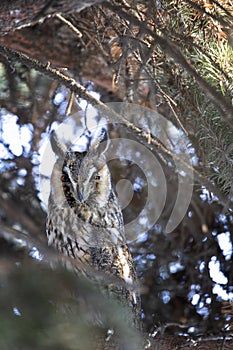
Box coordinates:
[95,175,101,181]
[61,174,69,182]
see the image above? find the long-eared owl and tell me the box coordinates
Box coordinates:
[46,128,140,324]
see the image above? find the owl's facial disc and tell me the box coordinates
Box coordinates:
[76,163,111,207]
[78,166,98,202]
[62,165,79,199]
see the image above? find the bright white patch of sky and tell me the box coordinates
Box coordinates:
[209,256,227,284]
[200,185,219,202]
[53,92,64,105]
[1,113,32,157]
[161,290,171,304]
[191,293,200,306]
[212,284,233,300]
[217,232,232,260]
[13,307,22,317]
[29,247,43,261]
[0,142,10,160]
[169,261,184,274]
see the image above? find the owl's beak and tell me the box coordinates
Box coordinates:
[77,191,83,202]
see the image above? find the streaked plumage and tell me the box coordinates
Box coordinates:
[46,129,140,325]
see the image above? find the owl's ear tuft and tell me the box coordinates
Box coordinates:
[90,128,109,156]
[50,131,67,159]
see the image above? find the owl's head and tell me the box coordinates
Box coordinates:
[58,128,112,209]
[76,128,112,208]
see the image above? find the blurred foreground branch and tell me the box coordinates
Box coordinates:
[1,225,233,350]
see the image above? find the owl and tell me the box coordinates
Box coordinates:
[46,128,141,326]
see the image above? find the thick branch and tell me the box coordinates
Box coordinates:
[0,0,104,35]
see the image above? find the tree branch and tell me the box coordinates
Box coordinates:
[0,43,230,208]
[0,0,105,35]
[102,2,233,128]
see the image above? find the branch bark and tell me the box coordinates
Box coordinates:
[0,0,104,35]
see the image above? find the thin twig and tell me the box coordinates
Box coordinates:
[56,13,83,37]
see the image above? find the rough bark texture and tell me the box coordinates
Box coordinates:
[0,2,111,92]
[0,0,104,35]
